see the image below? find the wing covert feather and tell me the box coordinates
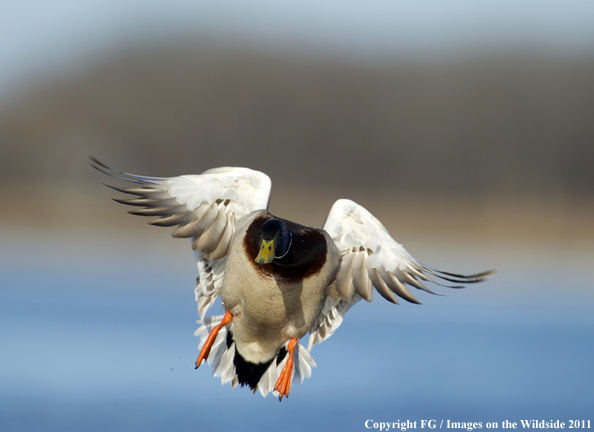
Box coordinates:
[308,199,494,349]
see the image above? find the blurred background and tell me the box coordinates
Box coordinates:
[1,1,593,431]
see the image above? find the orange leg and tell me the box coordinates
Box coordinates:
[274,338,298,401]
[195,311,233,369]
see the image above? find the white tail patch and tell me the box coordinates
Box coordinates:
[194,316,316,398]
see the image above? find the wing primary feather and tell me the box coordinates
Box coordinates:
[379,267,420,304]
[196,204,227,252]
[172,204,210,238]
[366,261,398,304]
[128,205,186,217]
[191,204,220,249]
[405,263,464,288]
[435,268,496,279]
[89,156,112,170]
[405,262,431,281]
[389,273,421,304]
[112,197,162,206]
[419,264,495,283]
[207,215,235,260]
[351,252,372,302]
[335,252,356,301]
[90,162,149,185]
[422,270,483,285]
[149,211,193,227]
[400,271,440,295]
[420,263,496,279]
[90,157,164,184]
[106,184,168,197]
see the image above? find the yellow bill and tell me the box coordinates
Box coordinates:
[255,239,275,264]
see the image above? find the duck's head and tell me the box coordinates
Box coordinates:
[255,219,292,265]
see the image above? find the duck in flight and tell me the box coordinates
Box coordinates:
[91,157,494,401]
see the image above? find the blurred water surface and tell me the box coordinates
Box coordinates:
[1,230,592,431]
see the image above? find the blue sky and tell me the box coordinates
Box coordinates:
[2,1,594,100]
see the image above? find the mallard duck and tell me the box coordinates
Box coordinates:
[91,157,494,400]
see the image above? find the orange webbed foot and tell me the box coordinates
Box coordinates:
[195,311,233,369]
[274,338,298,401]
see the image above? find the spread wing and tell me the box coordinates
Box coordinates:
[91,157,272,317]
[308,198,494,350]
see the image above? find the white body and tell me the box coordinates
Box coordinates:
[222,211,340,364]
